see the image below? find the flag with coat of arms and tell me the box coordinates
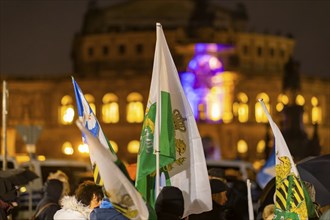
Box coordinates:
[135,23,212,218]
[259,99,316,220]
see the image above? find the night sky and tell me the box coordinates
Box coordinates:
[0,0,329,78]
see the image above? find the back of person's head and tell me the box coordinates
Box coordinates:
[262,204,275,220]
[48,170,70,195]
[75,181,103,206]
[208,168,226,182]
[44,179,64,201]
[155,186,184,220]
[210,179,228,194]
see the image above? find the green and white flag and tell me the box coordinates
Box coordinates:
[135,23,212,218]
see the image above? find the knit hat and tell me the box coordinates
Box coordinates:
[155,186,184,219]
[208,168,225,179]
[210,179,228,194]
[44,179,64,201]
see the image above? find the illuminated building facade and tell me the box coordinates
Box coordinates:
[1,0,329,164]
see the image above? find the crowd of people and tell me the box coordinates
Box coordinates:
[1,167,330,220]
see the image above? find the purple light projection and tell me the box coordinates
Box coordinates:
[180,43,231,120]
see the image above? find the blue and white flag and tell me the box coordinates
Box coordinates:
[76,120,149,220]
[72,78,126,183]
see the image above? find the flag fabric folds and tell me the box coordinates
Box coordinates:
[135,23,212,218]
[72,78,136,218]
[72,78,130,183]
[76,120,149,220]
[259,99,315,220]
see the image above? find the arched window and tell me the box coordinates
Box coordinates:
[237,92,249,123]
[237,140,248,154]
[256,140,266,154]
[85,94,96,115]
[59,95,75,125]
[311,97,322,124]
[295,94,305,106]
[102,93,119,123]
[255,93,270,123]
[126,92,144,123]
[127,140,140,154]
[276,93,289,112]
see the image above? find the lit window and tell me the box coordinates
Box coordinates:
[85,94,96,115]
[78,143,89,154]
[295,94,305,106]
[62,142,74,155]
[276,93,289,112]
[59,95,75,125]
[237,140,248,154]
[102,93,119,123]
[255,93,270,123]
[126,92,144,123]
[237,92,249,123]
[206,87,223,122]
[127,140,140,154]
[257,140,265,153]
[311,97,322,124]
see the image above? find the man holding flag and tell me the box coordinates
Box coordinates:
[135,23,212,219]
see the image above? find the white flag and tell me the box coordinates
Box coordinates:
[76,120,149,220]
[259,99,311,220]
[135,23,212,218]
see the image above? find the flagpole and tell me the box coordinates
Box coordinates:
[247,179,254,220]
[155,23,162,198]
[2,81,8,171]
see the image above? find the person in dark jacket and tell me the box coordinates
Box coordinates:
[155,186,184,220]
[32,179,64,220]
[189,178,229,220]
[90,197,128,220]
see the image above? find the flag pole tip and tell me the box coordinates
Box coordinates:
[258,98,263,102]
[156,23,162,27]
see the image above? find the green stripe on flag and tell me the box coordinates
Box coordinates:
[136,91,176,210]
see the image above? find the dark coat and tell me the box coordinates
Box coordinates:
[189,200,227,220]
[33,179,63,220]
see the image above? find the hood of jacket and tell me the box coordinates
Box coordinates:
[54,196,91,220]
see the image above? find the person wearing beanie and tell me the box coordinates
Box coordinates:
[189,178,228,220]
[155,186,184,220]
[32,179,64,220]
